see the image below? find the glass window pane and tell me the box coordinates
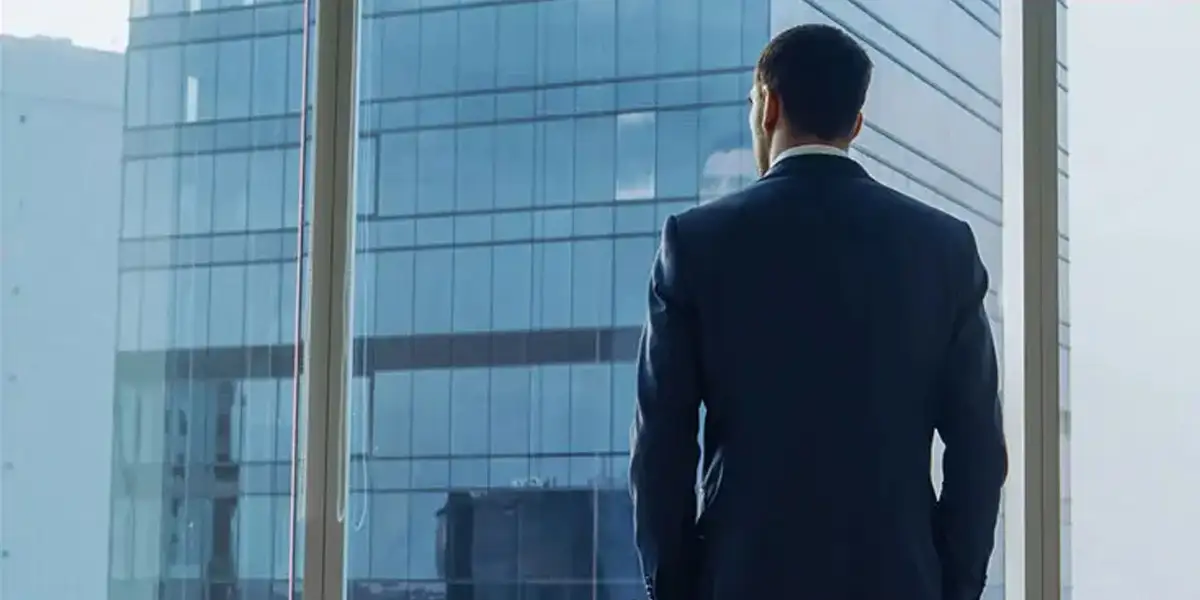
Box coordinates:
[245,263,283,345]
[498,3,537,87]
[378,133,417,216]
[147,46,183,126]
[575,0,615,80]
[574,115,616,204]
[216,40,252,119]
[414,249,453,334]
[616,112,656,200]
[248,149,285,230]
[617,0,657,76]
[698,105,752,200]
[536,241,573,329]
[658,0,699,72]
[341,1,1016,598]
[377,16,419,99]
[144,158,178,237]
[700,0,743,69]
[455,125,495,212]
[6,4,309,596]
[253,380,284,460]
[209,265,246,347]
[373,372,413,459]
[418,11,457,94]
[570,364,612,454]
[213,152,250,233]
[491,244,533,331]
[375,250,415,335]
[236,496,274,578]
[412,370,451,456]
[406,493,445,580]
[251,35,288,117]
[452,246,492,332]
[543,120,575,205]
[369,493,410,579]
[657,110,700,198]
[416,130,455,214]
[149,0,182,13]
[491,367,532,455]
[494,123,535,210]
[458,5,498,91]
[614,236,655,326]
[178,154,214,234]
[450,368,489,456]
[571,239,614,327]
[139,269,172,350]
[172,267,211,348]
[535,365,571,455]
[184,43,218,122]
[286,34,305,114]
[539,1,577,84]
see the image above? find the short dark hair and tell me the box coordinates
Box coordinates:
[756,24,873,141]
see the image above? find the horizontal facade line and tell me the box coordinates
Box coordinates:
[121,111,997,217]
[360,67,753,108]
[111,316,1069,381]
[124,24,995,130]
[129,0,558,27]
[116,232,660,272]
[113,576,646,585]
[125,34,298,52]
[821,0,1000,104]
[129,0,295,22]
[803,2,1000,129]
[117,484,632,499]
[115,326,643,381]
[115,451,629,467]
[368,0,555,21]
[117,195,684,245]
[946,0,1000,37]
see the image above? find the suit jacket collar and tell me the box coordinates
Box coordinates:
[771,143,848,165]
[762,152,870,182]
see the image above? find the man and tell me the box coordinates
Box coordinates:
[629,23,1007,600]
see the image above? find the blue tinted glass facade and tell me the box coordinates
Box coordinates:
[110,1,1010,599]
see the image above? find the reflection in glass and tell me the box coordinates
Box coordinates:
[339,1,1008,599]
[103,2,312,599]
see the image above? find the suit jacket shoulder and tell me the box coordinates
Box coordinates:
[673,168,973,252]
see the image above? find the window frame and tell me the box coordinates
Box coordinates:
[294,2,1068,600]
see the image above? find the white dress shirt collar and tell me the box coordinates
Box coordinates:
[770,143,849,168]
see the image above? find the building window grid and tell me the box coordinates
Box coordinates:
[111,0,1013,592]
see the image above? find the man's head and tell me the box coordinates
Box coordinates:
[750,24,873,174]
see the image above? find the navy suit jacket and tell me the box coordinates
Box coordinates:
[629,153,1006,600]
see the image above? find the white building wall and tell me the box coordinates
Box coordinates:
[0,35,124,600]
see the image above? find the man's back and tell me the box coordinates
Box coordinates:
[629,153,1006,600]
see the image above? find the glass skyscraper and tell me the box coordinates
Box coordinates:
[109,1,1025,599]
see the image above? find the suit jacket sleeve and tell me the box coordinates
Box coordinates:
[934,222,1008,600]
[630,215,703,600]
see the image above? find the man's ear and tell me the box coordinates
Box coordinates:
[762,86,781,134]
[848,112,864,140]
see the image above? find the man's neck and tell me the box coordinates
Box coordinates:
[770,142,849,168]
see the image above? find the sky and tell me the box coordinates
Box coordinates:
[1069,1,1200,599]
[3,0,1199,598]
[0,0,130,51]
